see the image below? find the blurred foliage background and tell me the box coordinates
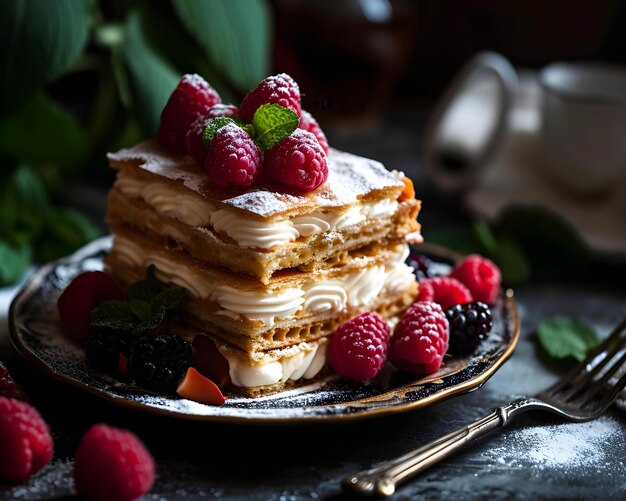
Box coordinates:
[0,0,271,285]
[0,0,623,288]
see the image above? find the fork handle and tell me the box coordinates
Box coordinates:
[343,398,540,497]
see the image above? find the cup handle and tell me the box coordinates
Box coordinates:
[423,51,518,194]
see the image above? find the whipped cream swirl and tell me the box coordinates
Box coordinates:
[115,170,400,250]
[210,286,304,328]
[110,237,415,327]
[142,183,214,227]
[224,341,327,387]
[302,281,348,313]
[210,209,299,249]
[342,265,386,307]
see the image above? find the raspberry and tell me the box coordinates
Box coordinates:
[206,103,239,119]
[57,271,125,341]
[74,424,155,501]
[0,397,53,484]
[205,123,262,187]
[239,73,301,123]
[157,74,221,153]
[416,277,473,310]
[299,110,329,155]
[184,115,210,164]
[328,312,390,381]
[390,301,449,376]
[129,333,192,392]
[445,301,493,356]
[0,362,28,401]
[264,129,329,191]
[450,254,501,305]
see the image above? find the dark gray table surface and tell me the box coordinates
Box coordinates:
[1,107,625,500]
[2,280,625,500]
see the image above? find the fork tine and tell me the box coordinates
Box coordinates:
[543,317,626,397]
[594,370,626,414]
[560,334,626,401]
[577,349,626,406]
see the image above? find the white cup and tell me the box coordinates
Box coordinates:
[539,62,626,196]
[423,52,518,193]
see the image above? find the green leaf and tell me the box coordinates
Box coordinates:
[252,104,299,151]
[496,207,588,279]
[133,307,167,335]
[172,0,270,92]
[0,165,49,240]
[0,241,31,286]
[202,117,237,146]
[47,208,100,247]
[123,10,180,135]
[130,299,152,323]
[491,235,532,285]
[537,317,600,362]
[0,0,95,114]
[33,208,100,263]
[472,220,498,255]
[150,286,186,313]
[91,300,138,331]
[0,92,87,166]
[127,264,161,301]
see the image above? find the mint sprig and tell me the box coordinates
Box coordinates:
[252,103,299,151]
[90,265,185,335]
[537,316,600,362]
[201,104,299,153]
[202,117,238,147]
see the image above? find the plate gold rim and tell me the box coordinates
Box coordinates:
[9,239,521,425]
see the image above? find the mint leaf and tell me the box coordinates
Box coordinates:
[134,307,166,335]
[150,286,186,313]
[128,264,161,301]
[240,123,255,137]
[537,316,600,362]
[130,299,152,322]
[252,103,298,151]
[90,266,186,336]
[203,117,238,146]
[91,300,138,331]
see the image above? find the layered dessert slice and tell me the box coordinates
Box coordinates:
[107,140,420,284]
[105,141,420,397]
[97,72,424,398]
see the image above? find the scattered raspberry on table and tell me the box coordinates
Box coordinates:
[74,423,155,501]
[0,397,53,484]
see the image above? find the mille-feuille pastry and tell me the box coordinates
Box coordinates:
[107,141,420,284]
[102,73,422,397]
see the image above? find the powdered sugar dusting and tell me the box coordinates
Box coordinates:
[7,459,74,499]
[482,416,625,474]
[108,141,404,219]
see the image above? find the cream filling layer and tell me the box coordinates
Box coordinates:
[115,171,398,250]
[112,236,416,326]
[224,340,328,387]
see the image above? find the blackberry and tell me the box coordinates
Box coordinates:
[445,301,493,356]
[407,253,434,281]
[128,333,192,392]
[86,327,131,371]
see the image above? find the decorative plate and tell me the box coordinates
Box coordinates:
[9,237,520,424]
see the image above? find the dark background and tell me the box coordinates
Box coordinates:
[1,1,626,500]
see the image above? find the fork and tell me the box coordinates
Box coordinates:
[343,318,626,497]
